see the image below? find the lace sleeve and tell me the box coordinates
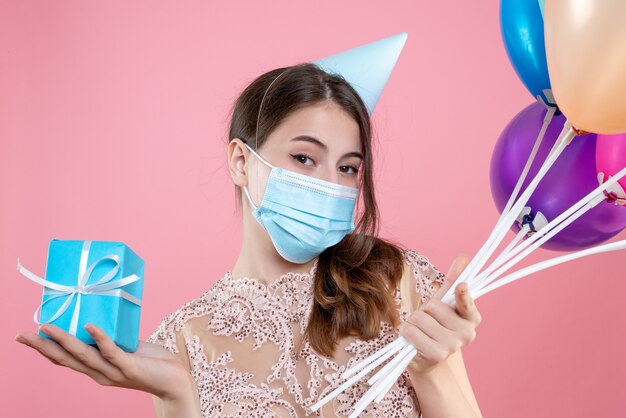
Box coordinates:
[147,308,188,354]
[148,309,195,376]
[398,249,447,312]
[147,304,196,417]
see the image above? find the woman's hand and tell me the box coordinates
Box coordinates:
[399,255,482,376]
[15,323,194,404]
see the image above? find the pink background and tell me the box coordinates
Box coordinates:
[2,1,625,417]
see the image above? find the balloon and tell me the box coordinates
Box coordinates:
[500,0,553,106]
[596,133,626,194]
[490,102,626,251]
[544,0,626,134]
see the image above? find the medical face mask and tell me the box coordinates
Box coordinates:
[242,143,359,264]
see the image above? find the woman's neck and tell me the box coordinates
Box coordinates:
[231,212,317,285]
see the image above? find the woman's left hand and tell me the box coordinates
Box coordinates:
[398,255,482,376]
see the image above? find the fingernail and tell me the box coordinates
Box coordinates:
[15,335,26,344]
[38,325,49,335]
[85,324,94,334]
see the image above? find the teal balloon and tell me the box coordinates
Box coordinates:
[500,0,554,106]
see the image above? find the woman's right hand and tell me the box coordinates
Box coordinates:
[15,323,199,414]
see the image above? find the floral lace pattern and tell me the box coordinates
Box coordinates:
[186,336,299,417]
[148,249,446,417]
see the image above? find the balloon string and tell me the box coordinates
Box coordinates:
[490,225,529,268]
[464,199,597,300]
[442,119,572,304]
[499,105,556,222]
[463,107,554,287]
[459,106,556,284]
[463,165,626,299]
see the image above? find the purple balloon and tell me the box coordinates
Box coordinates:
[490,102,626,251]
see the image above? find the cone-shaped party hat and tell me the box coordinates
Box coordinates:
[313,32,408,115]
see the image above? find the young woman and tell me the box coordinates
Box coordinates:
[15,63,483,417]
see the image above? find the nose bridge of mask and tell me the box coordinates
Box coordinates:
[242,143,275,211]
[242,142,359,212]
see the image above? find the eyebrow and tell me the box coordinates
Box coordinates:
[290,135,364,160]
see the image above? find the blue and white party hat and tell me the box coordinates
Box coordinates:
[313,32,408,115]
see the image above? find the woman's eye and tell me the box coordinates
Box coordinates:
[291,153,315,166]
[339,165,359,175]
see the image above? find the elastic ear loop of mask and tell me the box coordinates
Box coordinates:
[242,145,275,211]
[242,183,258,211]
[248,68,291,211]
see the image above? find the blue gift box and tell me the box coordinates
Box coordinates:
[23,239,144,352]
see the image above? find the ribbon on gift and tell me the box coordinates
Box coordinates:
[17,240,142,336]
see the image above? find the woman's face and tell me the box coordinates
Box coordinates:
[243,100,363,206]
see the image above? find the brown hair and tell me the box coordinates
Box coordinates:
[228,63,406,357]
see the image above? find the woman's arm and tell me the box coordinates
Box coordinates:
[399,254,483,418]
[407,349,482,418]
[15,323,201,418]
[152,322,202,418]
[153,388,202,418]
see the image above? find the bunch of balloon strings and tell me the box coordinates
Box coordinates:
[310,113,626,418]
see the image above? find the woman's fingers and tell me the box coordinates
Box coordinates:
[454,282,482,325]
[405,284,481,358]
[15,331,111,385]
[86,323,138,381]
[399,322,447,363]
[417,296,478,347]
[406,309,459,351]
[422,298,468,330]
[16,326,191,402]
[433,255,470,301]
[38,324,126,384]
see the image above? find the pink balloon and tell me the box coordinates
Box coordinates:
[596,133,626,192]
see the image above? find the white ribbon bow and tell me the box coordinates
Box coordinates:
[17,240,142,336]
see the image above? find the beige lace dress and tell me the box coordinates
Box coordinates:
[148,248,446,417]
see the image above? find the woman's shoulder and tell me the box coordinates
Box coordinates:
[369,236,445,283]
[365,237,447,307]
[146,274,228,354]
[397,246,447,311]
[400,247,446,279]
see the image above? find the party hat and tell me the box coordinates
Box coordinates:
[313,32,408,115]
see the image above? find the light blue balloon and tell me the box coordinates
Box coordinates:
[500,0,554,107]
[313,32,408,115]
